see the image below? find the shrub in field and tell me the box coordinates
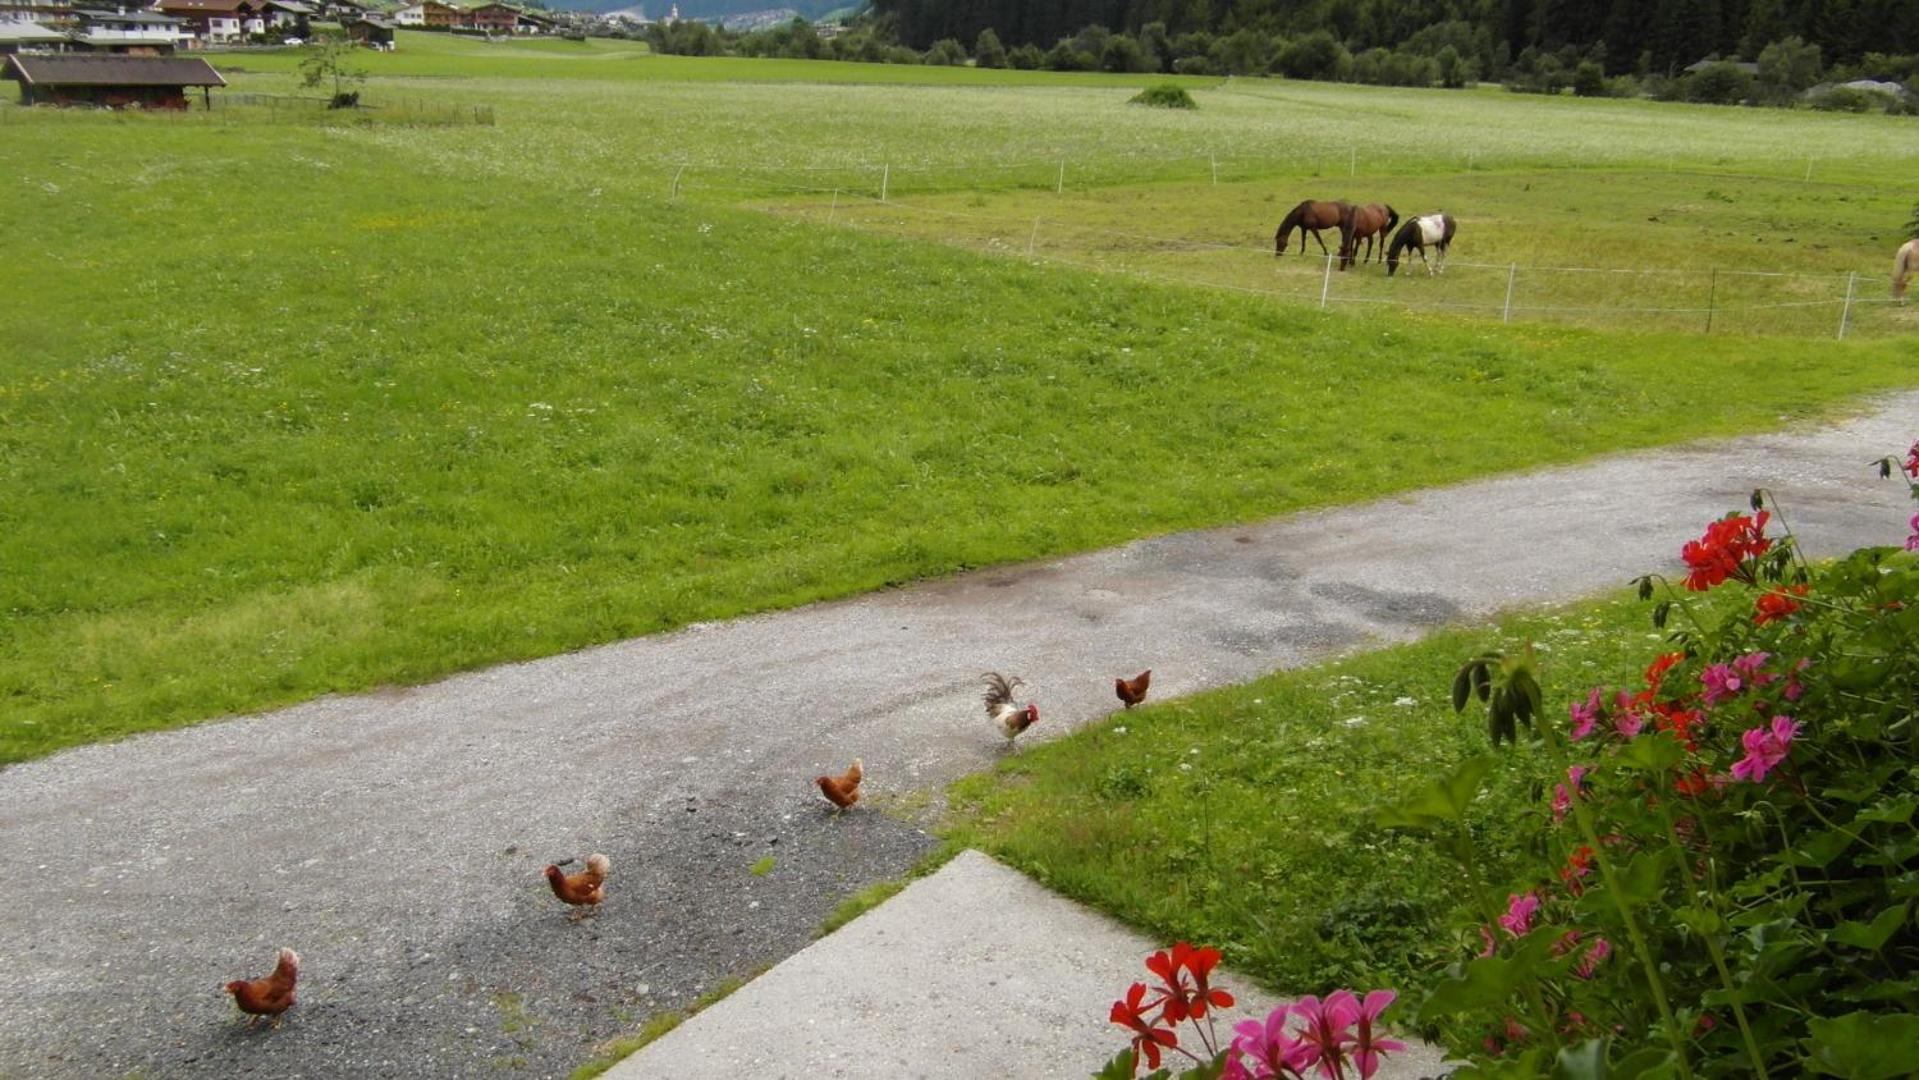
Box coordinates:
[1686,62,1756,104]
[1805,85,1894,112]
[973,28,1006,69]
[1129,84,1197,109]
[1277,31,1347,81]
[1392,443,1919,1075]
[923,38,966,66]
[1572,60,1607,97]
[1096,942,1408,1078]
[1007,42,1042,70]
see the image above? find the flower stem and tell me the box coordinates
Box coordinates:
[1657,803,1768,1077]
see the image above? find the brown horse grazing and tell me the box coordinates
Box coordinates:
[1338,203,1399,269]
[1275,199,1351,258]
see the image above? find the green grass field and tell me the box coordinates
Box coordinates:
[2,34,1915,763]
[944,594,1662,994]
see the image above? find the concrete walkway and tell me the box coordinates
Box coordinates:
[607,849,1450,1078]
[0,394,1912,1076]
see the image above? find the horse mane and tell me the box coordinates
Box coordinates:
[1384,205,1400,236]
[1278,200,1310,234]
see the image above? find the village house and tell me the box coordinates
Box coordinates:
[464,2,514,33]
[5,51,223,105]
[70,9,191,54]
[392,0,457,29]
[515,7,551,33]
[342,11,392,48]
[259,0,312,31]
[0,17,70,52]
[157,0,266,43]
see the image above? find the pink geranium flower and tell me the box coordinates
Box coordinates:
[1291,993,1359,1078]
[1731,715,1802,783]
[1233,1004,1312,1079]
[1345,990,1407,1080]
[1568,689,1603,740]
[1498,892,1540,938]
[1906,511,1919,552]
[1573,937,1612,979]
[1551,765,1590,823]
[1733,652,1780,686]
[1700,663,1743,705]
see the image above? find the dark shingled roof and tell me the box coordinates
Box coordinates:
[4,55,228,87]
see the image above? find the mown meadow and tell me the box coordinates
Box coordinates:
[2,33,1916,764]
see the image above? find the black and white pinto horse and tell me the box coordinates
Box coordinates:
[1386,213,1456,277]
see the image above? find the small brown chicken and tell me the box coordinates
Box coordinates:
[984,672,1040,748]
[545,853,610,918]
[225,947,299,1027]
[816,758,864,812]
[1116,670,1152,709]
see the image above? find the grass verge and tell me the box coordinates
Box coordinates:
[4,117,1915,765]
[943,592,1669,995]
[569,972,759,1080]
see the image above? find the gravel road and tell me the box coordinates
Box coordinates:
[1,394,1912,1078]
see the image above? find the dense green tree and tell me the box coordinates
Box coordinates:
[974,27,1008,67]
[1756,34,1822,100]
[1572,58,1608,94]
[924,37,967,64]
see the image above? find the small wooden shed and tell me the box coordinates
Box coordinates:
[4,54,226,108]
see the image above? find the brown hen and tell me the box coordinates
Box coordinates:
[816,758,864,811]
[545,853,609,918]
[1116,670,1152,709]
[225,947,299,1027]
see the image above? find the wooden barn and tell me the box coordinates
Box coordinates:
[4,54,226,108]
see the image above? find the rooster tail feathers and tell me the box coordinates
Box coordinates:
[585,853,610,876]
[983,671,1023,711]
[847,758,864,782]
[275,948,300,976]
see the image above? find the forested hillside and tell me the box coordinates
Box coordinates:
[872,0,1919,72]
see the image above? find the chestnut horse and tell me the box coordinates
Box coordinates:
[1338,203,1399,269]
[1275,199,1350,258]
[1894,238,1918,300]
[1386,213,1456,277]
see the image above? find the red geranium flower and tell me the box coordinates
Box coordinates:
[1178,943,1235,1019]
[1643,651,1685,693]
[1681,511,1771,591]
[1109,982,1178,1072]
[1144,943,1199,1024]
[1753,584,1808,626]
[1904,440,1919,479]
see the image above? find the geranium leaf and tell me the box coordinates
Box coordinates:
[1093,1048,1138,1080]
[1611,1048,1680,1079]
[1781,827,1855,869]
[1613,848,1673,907]
[1853,798,1915,826]
[1452,664,1474,713]
[1614,733,1684,772]
[1376,756,1493,829]
[1174,1054,1228,1080]
[1828,905,1906,952]
[1550,1038,1610,1079]
[1805,1012,1919,1078]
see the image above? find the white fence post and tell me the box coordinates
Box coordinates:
[1502,263,1517,323]
[1027,218,1040,257]
[1837,271,1858,340]
[879,164,889,203]
[1803,156,1813,182]
[1210,155,1218,185]
[1319,253,1335,310]
[827,188,839,225]
[669,164,685,200]
[1055,160,1065,194]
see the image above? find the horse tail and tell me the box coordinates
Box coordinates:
[1896,242,1915,299]
[1385,205,1399,237]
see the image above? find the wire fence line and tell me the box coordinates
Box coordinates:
[705,180,1907,340]
[642,158,1916,339]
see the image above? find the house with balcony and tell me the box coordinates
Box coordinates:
[393,0,457,28]
[464,2,513,33]
[158,0,267,42]
[70,9,190,54]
